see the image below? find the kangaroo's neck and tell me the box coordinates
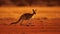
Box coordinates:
[32,12,35,15]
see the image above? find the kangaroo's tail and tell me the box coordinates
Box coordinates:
[10,17,22,25]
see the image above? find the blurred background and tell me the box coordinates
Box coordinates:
[0,0,60,24]
[0,0,60,19]
[0,0,60,7]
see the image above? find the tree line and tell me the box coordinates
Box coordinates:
[0,0,60,6]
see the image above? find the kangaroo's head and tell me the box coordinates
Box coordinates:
[32,9,36,14]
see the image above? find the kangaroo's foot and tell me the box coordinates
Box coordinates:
[20,23,28,26]
[20,23,35,26]
[20,23,24,26]
[10,22,18,25]
[19,23,30,26]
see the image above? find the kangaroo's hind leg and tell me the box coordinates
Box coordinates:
[19,20,29,26]
[19,19,25,26]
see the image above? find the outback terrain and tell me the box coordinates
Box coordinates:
[0,7,60,34]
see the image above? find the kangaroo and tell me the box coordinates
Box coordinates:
[10,9,36,25]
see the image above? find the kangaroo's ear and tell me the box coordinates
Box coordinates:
[32,9,36,11]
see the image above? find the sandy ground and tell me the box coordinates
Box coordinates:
[0,18,60,34]
[0,7,60,34]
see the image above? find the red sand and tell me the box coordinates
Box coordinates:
[0,18,60,34]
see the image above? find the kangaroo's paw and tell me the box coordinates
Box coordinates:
[10,22,17,25]
[20,24,24,26]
